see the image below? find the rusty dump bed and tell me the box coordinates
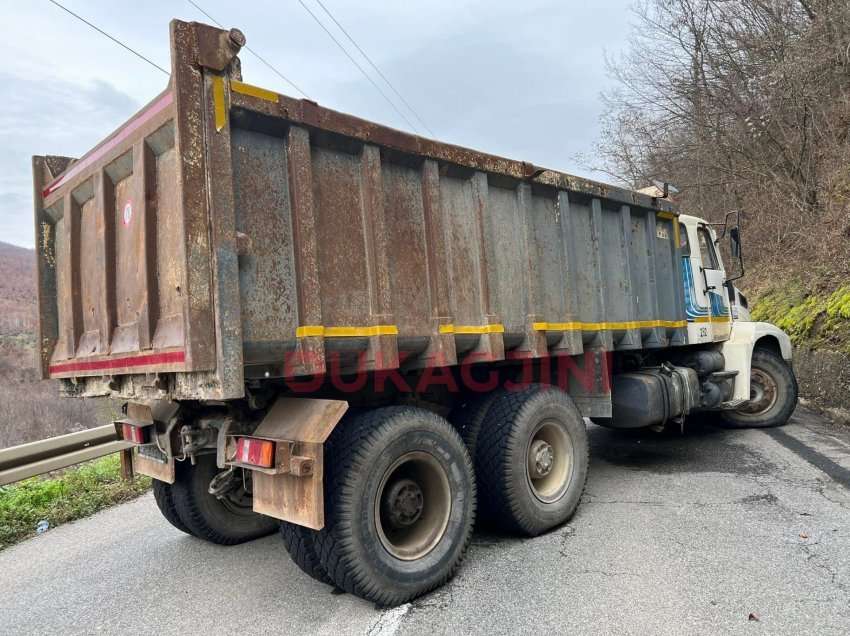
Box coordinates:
[33,20,687,403]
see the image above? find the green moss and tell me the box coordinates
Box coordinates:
[0,454,150,550]
[752,284,850,353]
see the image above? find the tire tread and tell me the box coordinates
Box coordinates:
[170,456,278,546]
[152,477,194,536]
[473,385,589,536]
[280,522,333,585]
[314,407,475,607]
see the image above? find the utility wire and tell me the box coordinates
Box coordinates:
[186,0,311,99]
[313,0,435,137]
[46,0,169,75]
[297,0,420,134]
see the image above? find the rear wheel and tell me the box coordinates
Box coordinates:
[314,407,475,607]
[170,454,278,545]
[473,385,589,536]
[450,392,499,460]
[721,348,797,429]
[152,478,193,536]
[280,522,333,585]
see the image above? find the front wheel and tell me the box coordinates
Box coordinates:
[721,348,798,429]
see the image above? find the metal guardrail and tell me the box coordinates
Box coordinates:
[0,425,131,486]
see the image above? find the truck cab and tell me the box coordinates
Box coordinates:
[676,213,794,409]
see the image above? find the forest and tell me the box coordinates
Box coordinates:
[596,0,848,305]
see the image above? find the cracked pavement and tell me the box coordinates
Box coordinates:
[1,407,849,635]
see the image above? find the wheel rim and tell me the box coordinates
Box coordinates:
[737,367,778,416]
[526,419,573,503]
[375,451,451,561]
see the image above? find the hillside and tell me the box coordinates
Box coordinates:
[0,241,37,335]
[0,240,106,448]
[595,0,850,421]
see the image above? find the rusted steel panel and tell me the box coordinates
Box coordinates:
[35,19,689,400]
[34,87,195,381]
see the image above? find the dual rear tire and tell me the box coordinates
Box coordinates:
[281,386,589,605]
[152,454,278,545]
[463,385,589,536]
[286,407,476,607]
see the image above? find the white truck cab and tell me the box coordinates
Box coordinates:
[677,214,794,412]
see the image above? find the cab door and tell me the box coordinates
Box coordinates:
[694,224,732,341]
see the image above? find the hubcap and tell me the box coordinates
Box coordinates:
[737,368,778,416]
[528,439,554,478]
[526,420,574,503]
[382,478,424,528]
[375,452,451,561]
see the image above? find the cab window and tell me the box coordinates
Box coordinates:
[678,223,690,256]
[697,226,719,269]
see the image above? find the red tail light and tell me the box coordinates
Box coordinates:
[121,423,151,445]
[235,438,275,468]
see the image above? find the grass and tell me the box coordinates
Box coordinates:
[0,454,151,550]
[751,283,850,354]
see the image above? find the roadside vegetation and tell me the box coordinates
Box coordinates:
[752,284,850,353]
[0,454,150,550]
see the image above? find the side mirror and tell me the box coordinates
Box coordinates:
[730,227,741,258]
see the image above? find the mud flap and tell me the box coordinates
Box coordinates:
[117,401,179,484]
[247,398,348,530]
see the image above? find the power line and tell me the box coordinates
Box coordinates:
[313,0,435,137]
[186,0,311,99]
[46,0,169,75]
[297,0,420,134]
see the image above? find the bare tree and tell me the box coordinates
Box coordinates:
[595,0,850,285]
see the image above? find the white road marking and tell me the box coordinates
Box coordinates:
[367,602,411,636]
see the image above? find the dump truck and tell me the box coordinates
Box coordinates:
[31,20,798,606]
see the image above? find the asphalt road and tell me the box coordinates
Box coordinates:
[2,407,849,635]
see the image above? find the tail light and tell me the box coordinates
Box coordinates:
[121,423,151,445]
[235,437,275,469]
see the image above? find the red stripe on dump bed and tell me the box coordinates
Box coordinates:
[42,92,174,198]
[48,350,186,375]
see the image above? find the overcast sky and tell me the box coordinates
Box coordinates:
[0,0,635,248]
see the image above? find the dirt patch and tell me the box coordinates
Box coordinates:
[794,348,850,425]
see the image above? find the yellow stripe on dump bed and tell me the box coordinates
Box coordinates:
[533,320,686,331]
[231,80,278,102]
[439,324,505,335]
[296,325,399,338]
[212,75,226,131]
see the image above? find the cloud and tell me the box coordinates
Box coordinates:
[1,0,634,247]
[314,19,605,176]
[0,72,140,247]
